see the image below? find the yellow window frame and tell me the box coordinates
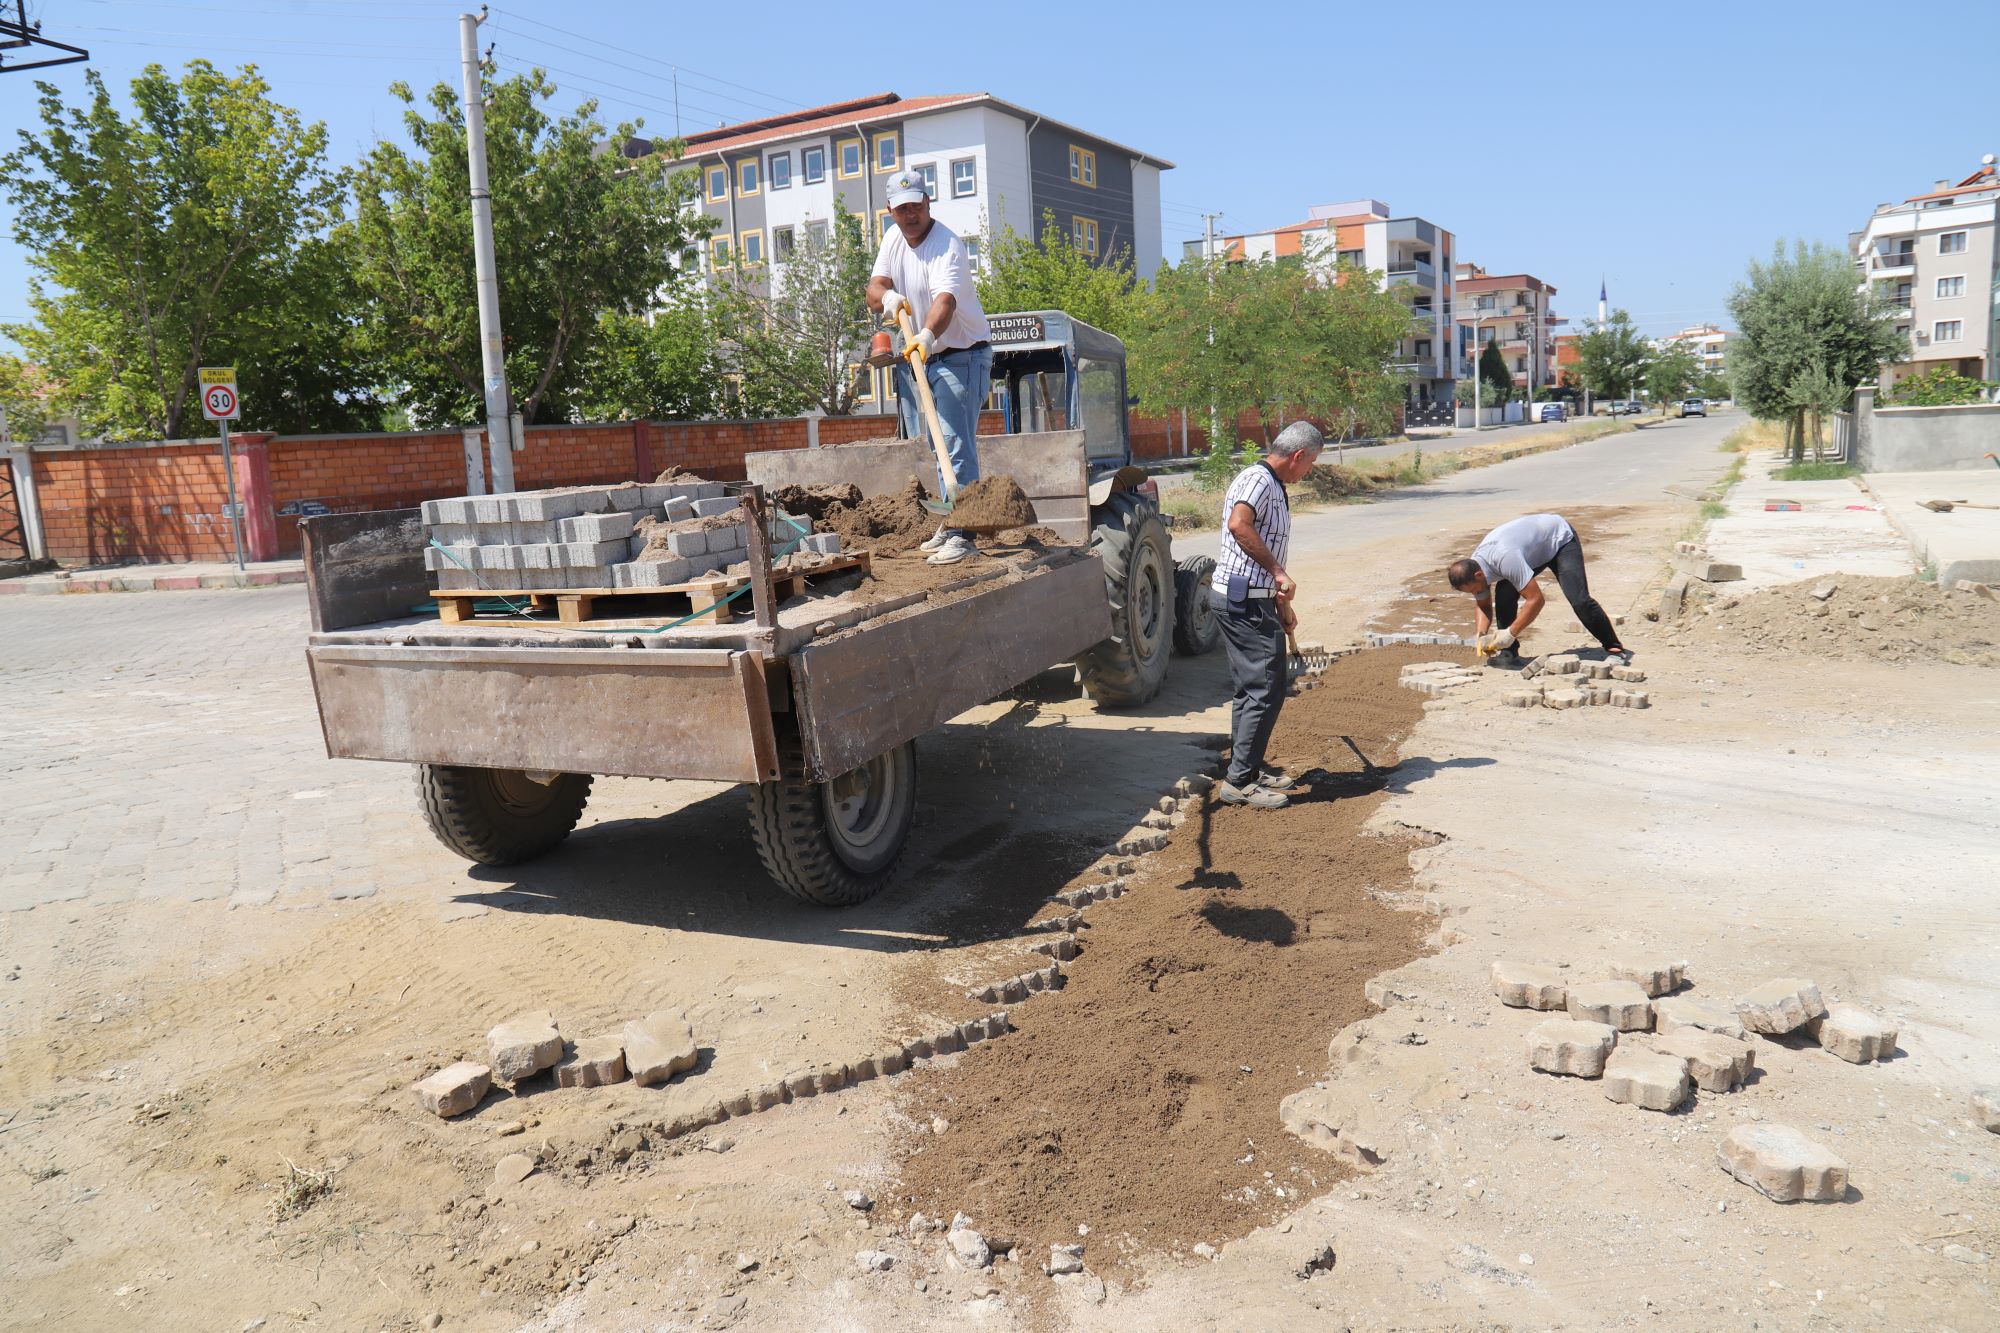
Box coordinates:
[875,209,893,241]
[851,364,875,402]
[739,229,765,267]
[736,157,759,197]
[837,137,864,179]
[873,131,899,172]
[705,163,728,202]
[1072,215,1099,257]
[853,210,870,242]
[709,235,732,269]
[1068,145,1097,188]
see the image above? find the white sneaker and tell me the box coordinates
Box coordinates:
[919,524,952,552]
[926,534,978,565]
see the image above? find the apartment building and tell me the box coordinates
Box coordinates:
[1849,157,1999,390]
[1452,265,1562,391]
[1660,323,1729,381]
[1190,201,1459,407]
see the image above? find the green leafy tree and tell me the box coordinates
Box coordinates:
[0,356,53,442]
[976,209,1140,337]
[1887,365,1996,406]
[1571,310,1651,400]
[1782,354,1849,460]
[713,208,875,415]
[351,70,707,425]
[1695,369,1731,400]
[1727,239,1905,461]
[572,296,724,421]
[1644,341,1701,412]
[2,62,360,439]
[1477,337,1514,406]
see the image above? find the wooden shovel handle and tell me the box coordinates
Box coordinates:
[894,305,960,503]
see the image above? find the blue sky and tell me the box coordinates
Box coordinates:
[4,0,1996,352]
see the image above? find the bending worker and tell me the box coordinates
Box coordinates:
[1214,422,1324,810]
[865,167,993,566]
[1445,513,1628,669]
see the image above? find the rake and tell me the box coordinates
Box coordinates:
[1286,631,1332,673]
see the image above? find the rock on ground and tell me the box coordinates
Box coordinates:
[1525,1018,1618,1077]
[494,1153,536,1186]
[1975,1088,2000,1133]
[1602,1047,1691,1111]
[856,1249,894,1272]
[1491,960,1567,1009]
[1806,1004,1898,1063]
[1607,958,1687,998]
[1567,979,1653,1031]
[948,1222,993,1269]
[1717,1124,1849,1202]
[622,1010,700,1086]
[1047,1243,1085,1275]
[412,1061,491,1118]
[1651,1029,1754,1092]
[487,1010,563,1082]
[1734,979,1826,1035]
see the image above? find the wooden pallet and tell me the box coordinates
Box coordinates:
[430,551,872,626]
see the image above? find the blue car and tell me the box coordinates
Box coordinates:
[1536,402,1567,422]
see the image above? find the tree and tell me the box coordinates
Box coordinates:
[1727,239,1905,462]
[2,62,360,439]
[1644,341,1701,411]
[572,296,725,421]
[1478,337,1514,406]
[1782,355,1848,460]
[350,69,707,426]
[976,209,1141,337]
[1886,365,1995,406]
[0,356,53,442]
[1571,310,1651,399]
[713,208,875,416]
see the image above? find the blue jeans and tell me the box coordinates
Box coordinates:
[895,343,992,515]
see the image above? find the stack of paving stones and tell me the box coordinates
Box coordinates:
[1503,654,1651,710]
[419,482,836,592]
[1368,631,1472,648]
[1491,958,1917,1202]
[410,1007,702,1119]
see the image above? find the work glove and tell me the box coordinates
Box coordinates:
[1480,628,1517,655]
[902,327,936,362]
[879,289,907,322]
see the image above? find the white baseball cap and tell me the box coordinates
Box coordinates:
[884,168,928,207]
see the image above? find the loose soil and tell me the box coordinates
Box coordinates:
[816,477,938,555]
[1665,573,2000,667]
[943,475,1037,533]
[770,482,863,523]
[891,647,1436,1269]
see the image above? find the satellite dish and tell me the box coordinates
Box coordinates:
[1985,153,1998,166]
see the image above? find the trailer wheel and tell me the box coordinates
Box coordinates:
[415,764,593,866]
[1077,491,1173,708]
[1172,553,1222,655]
[748,731,917,907]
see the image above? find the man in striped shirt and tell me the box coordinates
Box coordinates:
[1213,421,1324,809]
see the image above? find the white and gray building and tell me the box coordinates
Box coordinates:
[1849,157,1999,390]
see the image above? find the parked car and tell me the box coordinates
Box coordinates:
[1679,399,1707,418]
[1606,400,1643,416]
[1536,402,1567,422]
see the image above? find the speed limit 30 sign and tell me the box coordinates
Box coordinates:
[199,366,240,421]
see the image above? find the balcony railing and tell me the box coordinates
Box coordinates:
[1871,251,1917,270]
[1387,258,1435,276]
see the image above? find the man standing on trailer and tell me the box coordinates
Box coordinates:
[865,167,994,566]
[1213,422,1323,810]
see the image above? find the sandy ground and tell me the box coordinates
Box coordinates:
[4,416,1996,1330]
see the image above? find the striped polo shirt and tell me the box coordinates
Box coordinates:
[1211,461,1291,595]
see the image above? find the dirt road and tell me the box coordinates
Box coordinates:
[4,415,1994,1330]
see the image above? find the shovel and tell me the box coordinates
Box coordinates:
[891,305,961,519]
[1919,499,2000,513]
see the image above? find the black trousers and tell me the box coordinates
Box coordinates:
[1493,536,1621,652]
[1219,600,1286,787]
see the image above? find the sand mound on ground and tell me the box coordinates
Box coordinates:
[1664,575,2000,667]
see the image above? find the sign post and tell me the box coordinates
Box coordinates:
[199,367,246,570]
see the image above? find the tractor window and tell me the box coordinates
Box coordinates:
[1077,356,1127,462]
[1016,370,1069,433]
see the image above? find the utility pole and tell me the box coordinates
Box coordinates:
[459,7,515,493]
[1201,211,1222,453]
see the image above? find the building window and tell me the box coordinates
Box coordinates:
[837,138,863,178]
[1937,275,1965,298]
[951,157,976,197]
[851,365,874,402]
[916,163,937,199]
[1939,231,1968,254]
[965,237,982,272]
[875,209,892,242]
[1068,145,1097,187]
[802,145,826,184]
[873,132,899,172]
[805,218,829,248]
[1415,340,1431,357]
[740,230,764,266]
[709,235,732,270]
[705,164,728,201]
[773,226,795,261]
[737,158,759,196]
[1072,215,1099,256]
[1934,320,1963,342]
[768,151,791,191]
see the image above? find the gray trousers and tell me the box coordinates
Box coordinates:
[1219,600,1286,786]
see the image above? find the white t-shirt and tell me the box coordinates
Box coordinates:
[1472,513,1576,590]
[871,219,991,352]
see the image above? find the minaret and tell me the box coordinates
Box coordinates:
[1598,277,1607,327]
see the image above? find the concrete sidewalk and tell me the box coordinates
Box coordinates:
[1703,452,1915,590]
[1864,468,2000,586]
[0,557,306,596]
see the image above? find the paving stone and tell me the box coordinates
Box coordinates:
[1567,979,1652,1030]
[1047,1243,1085,1275]
[1682,559,1743,582]
[660,495,695,523]
[801,532,842,555]
[692,496,739,518]
[709,522,747,551]
[1717,1124,1848,1201]
[507,490,594,523]
[1659,572,1691,619]
[560,538,631,568]
[487,1010,563,1082]
[1972,1088,2000,1132]
[1609,665,1647,682]
[1503,689,1541,708]
[1805,1004,1897,1063]
[661,528,709,558]
[1543,688,1585,710]
[623,1010,699,1085]
[1610,688,1651,709]
[553,1033,628,1088]
[1582,660,1613,679]
[1606,958,1687,998]
[557,510,638,543]
[412,1061,492,1118]
[612,558,693,589]
[1733,978,1826,1035]
[1544,654,1582,675]
[1654,994,1748,1040]
[1602,1046,1691,1111]
[1651,1029,1754,1091]
[1491,960,1567,1009]
[1525,1018,1618,1077]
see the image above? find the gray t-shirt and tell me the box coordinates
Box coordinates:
[1472,514,1576,590]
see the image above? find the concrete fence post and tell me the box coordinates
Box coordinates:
[231,433,279,562]
[6,445,47,561]
[1853,384,1876,471]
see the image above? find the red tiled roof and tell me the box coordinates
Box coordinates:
[1902,164,1999,204]
[680,92,981,156]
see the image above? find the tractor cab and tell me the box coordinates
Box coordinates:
[988,311,1133,480]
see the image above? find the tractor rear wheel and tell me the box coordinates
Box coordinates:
[415,764,593,866]
[1077,491,1174,708]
